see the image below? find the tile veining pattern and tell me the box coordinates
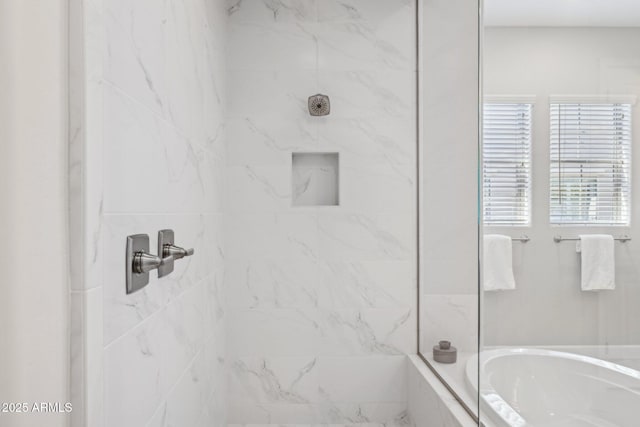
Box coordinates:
[226,0,417,424]
[71,0,228,426]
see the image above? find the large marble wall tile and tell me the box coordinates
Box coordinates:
[226,258,321,309]
[316,118,415,165]
[317,71,416,119]
[228,309,323,357]
[147,349,210,427]
[225,213,319,260]
[200,137,227,214]
[227,0,318,24]
[314,21,414,72]
[316,0,413,26]
[228,23,317,71]
[317,260,414,309]
[227,70,317,118]
[203,273,226,345]
[103,86,207,214]
[227,400,411,425]
[226,165,292,213]
[317,401,411,425]
[103,0,166,115]
[319,309,415,356]
[104,314,166,427]
[226,117,318,166]
[229,357,320,404]
[207,330,229,427]
[317,213,412,261]
[165,0,209,138]
[227,402,318,424]
[157,282,207,390]
[339,161,415,214]
[318,356,407,403]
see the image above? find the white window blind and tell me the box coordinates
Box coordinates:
[550,102,632,225]
[483,102,532,225]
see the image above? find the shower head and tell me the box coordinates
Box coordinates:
[308,94,330,116]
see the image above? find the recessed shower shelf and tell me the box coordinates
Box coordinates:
[292,152,339,206]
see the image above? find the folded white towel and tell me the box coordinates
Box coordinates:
[578,234,615,291]
[483,234,516,291]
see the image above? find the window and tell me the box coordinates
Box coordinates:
[550,101,632,225]
[483,102,533,225]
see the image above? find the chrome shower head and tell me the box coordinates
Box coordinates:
[308,94,330,116]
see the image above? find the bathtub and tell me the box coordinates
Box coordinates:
[466,348,640,427]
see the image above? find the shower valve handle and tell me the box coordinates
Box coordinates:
[162,244,194,261]
[157,229,194,278]
[133,251,174,274]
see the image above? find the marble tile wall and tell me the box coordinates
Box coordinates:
[407,356,476,427]
[225,0,417,424]
[70,0,228,426]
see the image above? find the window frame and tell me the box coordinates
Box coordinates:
[549,95,635,227]
[482,96,535,227]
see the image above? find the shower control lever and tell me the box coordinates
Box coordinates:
[126,234,174,294]
[161,244,194,261]
[133,251,174,274]
[157,229,195,278]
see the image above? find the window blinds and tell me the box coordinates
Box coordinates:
[550,102,631,225]
[483,103,533,225]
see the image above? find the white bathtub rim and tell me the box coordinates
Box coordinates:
[466,347,640,427]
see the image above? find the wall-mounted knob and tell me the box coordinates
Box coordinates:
[161,244,194,261]
[133,251,174,274]
[127,234,175,294]
[157,229,195,278]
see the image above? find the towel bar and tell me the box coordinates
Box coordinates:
[553,235,631,243]
[511,236,530,242]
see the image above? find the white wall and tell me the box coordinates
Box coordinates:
[483,27,640,346]
[70,0,228,426]
[0,1,70,426]
[225,0,417,423]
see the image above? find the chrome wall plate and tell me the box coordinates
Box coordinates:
[126,234,151,294]
[157,229,175,278]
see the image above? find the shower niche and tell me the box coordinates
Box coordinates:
[292,152,339,206]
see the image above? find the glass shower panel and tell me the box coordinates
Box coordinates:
[480,1,640,425]
[418,0,480,421]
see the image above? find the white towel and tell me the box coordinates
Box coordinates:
[483,234,516,291]
[578,234,615,291]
